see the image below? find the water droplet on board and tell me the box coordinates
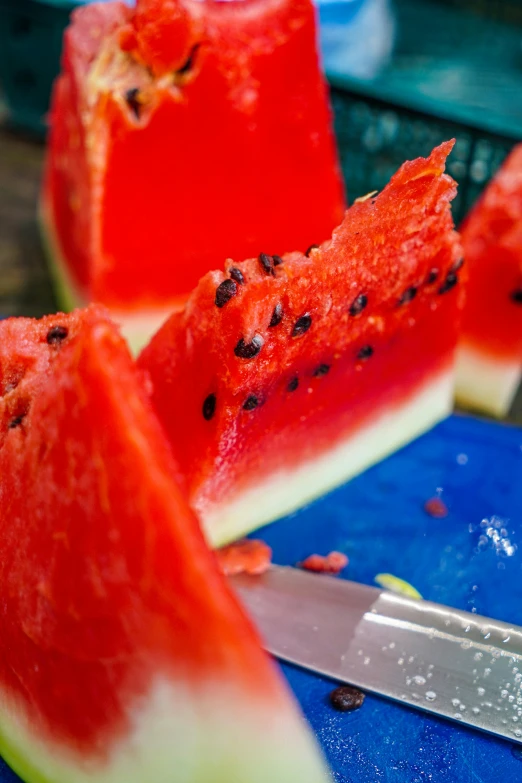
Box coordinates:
[425,691,437,702]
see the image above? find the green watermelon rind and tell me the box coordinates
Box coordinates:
[0,733,50,783]
[0,680,331,783]
[202,369,455,547]
[38,199,86,315]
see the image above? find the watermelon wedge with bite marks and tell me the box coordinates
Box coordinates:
[0,306,330,783]
[455,144,522,417]
[139,142,464,546]
[40,0,345,353]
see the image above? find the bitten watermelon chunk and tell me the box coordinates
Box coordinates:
[40,0,345,353]
[139,142,464,546]
[455,144,522,417]
[0,307,330,782]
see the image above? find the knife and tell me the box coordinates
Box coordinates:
[232,566,522,744]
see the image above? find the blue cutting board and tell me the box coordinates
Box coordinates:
[0,413,521,782]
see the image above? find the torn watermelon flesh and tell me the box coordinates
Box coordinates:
[42,0,345,310]
[139,143,463,543]
[459,144,522,361]
[0,307,329,781]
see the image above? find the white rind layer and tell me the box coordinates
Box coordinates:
[455,344,521,418]
[39,201,178,356]
[204,368,454,547]
[0,678,330,783]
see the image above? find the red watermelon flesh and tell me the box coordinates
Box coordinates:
[139,142,464,546]
[0,307,330,783]
[455,144,522,417]
[40,0,345,354]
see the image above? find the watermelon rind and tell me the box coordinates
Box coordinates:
[204,369,454,547]
[455,344,521,418]
[0,680,331,783]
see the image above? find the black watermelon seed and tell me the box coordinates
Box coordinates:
[451,257,464,272]
[329,685,365,712]
[202,393,216,421]
[124,88,141,119]
[272,255,283,266]
[234,335,263,360]
[292,314,312,337]
[305,244,319,257]
[349,293,368,316]
[46,325,68,345]
[176,43,200,75]
[8,414,25,429]
[510,289,522,305]
[229,267,244,285]
[313,363,330,377]
[259,253,275,276]
[269,303,283,328]
[242,395,259,411]
[215,279,237,308]
[398,286,418,306]
[438,272,459,295]
[426,268,439,285]
[357,345,374,360]
[287,377,299,392]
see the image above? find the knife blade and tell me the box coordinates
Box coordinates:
[231,566,522,743]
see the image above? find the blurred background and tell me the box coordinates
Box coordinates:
[1,0,522,412]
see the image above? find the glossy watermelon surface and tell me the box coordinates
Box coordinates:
[0,306,330,783]
[139,142,464,546]
[41,0,345,348]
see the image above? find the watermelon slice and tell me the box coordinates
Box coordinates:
[455,144,522,417]
[40,0,345,354]
[0,307,330,782]
[138,142,463,546]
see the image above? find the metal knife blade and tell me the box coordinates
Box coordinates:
[232,566,522,743]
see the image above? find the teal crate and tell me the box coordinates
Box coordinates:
[0,0,76,134]
[328,0,522,222]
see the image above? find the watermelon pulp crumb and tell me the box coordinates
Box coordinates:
[424,497,448,518]
[217,539,272,577]
[299,552,348,575]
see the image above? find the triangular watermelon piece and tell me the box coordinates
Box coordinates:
[456,143,522,417]
[139,142,464,546]
[40,0,345,353]
[0,307,330,782]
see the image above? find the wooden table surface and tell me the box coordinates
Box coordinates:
[1,126,521,423]
[0,128,56,319]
